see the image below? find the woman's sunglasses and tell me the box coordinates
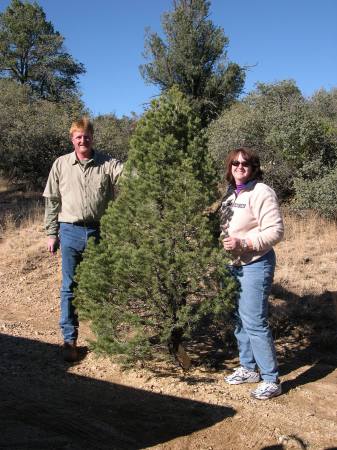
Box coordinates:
[231,160,251,167]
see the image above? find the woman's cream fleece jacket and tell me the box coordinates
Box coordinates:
[220,181,284,265]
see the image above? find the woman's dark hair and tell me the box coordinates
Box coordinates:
[225,147,263,186]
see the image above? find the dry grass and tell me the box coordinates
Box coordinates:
[0,199,336,369]
[0,176,9,193]
[1,199,335,294]
[0,212,45,272]
[0,188,45,281]
[3,203,43,230]
[0,187,43,240]
[271,212,337,347]
[2,204,335,298]
[0,205,43,240]
[275,211,337,295]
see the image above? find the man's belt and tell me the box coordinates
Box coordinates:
[72,221,100,228]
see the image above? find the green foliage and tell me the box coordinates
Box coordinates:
[292,163,337,220]
[93,114,137,162]
[75,88,236,364]
[0,79,84,187]
[140,0,245,126]
[309,88,337,147]
[208,80,337,200]
[0,0,85,101]
[0,80,135,188]
[310,88,337,123]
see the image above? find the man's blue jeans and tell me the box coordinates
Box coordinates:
[59,223,100,343]
[230,250,279,382]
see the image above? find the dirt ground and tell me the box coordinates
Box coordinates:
[0,191,336,449]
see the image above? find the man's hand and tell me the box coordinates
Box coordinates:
[47,236,59,254]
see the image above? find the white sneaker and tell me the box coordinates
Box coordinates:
[225,366,260,385]
[251,381,282,400]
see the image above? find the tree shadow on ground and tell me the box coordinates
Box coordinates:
[0,334,235,449]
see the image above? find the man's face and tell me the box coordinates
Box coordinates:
[71,129,93,158]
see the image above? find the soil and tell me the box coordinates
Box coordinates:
[0,193,336,450]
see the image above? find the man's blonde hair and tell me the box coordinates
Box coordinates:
[69,116,94,138]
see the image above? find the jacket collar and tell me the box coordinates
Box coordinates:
[225,179,259,198]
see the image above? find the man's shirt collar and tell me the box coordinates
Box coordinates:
[71,150,96,165]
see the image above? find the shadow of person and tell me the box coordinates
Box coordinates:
[260,446,284,450]
[0,334,235,449]
[280,350,337,395]
[270,286,337,394]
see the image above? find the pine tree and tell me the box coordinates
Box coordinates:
[140,0,245,126]
[75,88,236,366]
[0,0,85,101]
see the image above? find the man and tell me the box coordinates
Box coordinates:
[43,117,123,362]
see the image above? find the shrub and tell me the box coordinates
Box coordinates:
[93,114,137,162]
[0,79,83,188]
[208,80,337,201]
[293,164,337,219]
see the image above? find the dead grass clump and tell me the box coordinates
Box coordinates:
[0,206,43,239]
[0,196,43,240]
[0,176,9,193]
[275,211,337,296]
[271,212,337,351]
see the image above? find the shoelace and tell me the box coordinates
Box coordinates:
[255,382,277,392]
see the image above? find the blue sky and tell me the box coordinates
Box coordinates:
[1,0,336,117]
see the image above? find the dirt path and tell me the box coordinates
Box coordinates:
[0,220,336,449]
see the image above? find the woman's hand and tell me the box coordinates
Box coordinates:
[223,236,253,252]
[222,236,241,251]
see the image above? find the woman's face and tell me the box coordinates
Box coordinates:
[231,152,252,185]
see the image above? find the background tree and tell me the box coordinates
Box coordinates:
[292,165,337,220]
[0,80,138,188]
[140,0,245,126]
[0,79,84,188]
[93,113,138,162]
[310,88,337,124]
[290,88,337,219]
[0,0,85,101]
[309,88,337,149]
[208,80,337,201]
[75,88,236,366]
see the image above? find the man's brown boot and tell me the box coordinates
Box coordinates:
[62,341,79,362]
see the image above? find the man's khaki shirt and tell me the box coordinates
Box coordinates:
[43,150,123,235]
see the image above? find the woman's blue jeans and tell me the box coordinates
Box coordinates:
[230,250,279,382]
[59,223,100,343]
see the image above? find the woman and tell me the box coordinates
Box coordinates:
[220,147,284,400]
